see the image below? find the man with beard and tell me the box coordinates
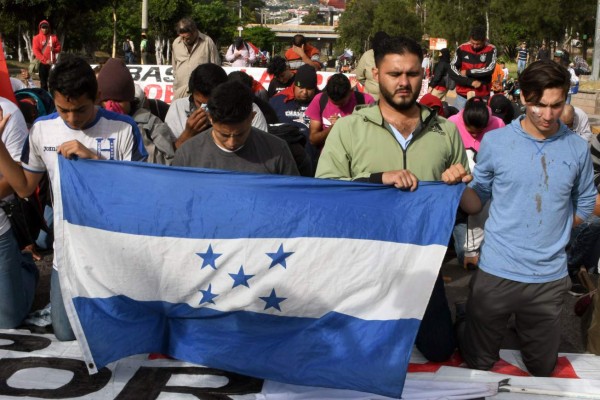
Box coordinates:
[315,36,474,362]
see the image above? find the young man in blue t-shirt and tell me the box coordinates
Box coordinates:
[459,60,597,376]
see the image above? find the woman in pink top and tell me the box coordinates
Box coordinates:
[448,96,504,271]
[448,97,504,169]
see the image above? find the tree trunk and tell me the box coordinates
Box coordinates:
[112,6,117,58]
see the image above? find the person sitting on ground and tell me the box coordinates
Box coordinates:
[428,48,452,100]
[449,97,505,269]
[418,93,446,117]
[560,104,593,143]
[228,71,279,125]
[305,73,374,151]
[225,37,256,67]
[285,34,321,71]
[267,56,295,99]
[0,96,38,329]
[97,58,176,165]
[165,63,268,149]
[270,64,321,174]
[172,80,299,176]
[488,93,517,125]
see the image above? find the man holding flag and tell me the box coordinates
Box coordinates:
[316,35,480,362]
[0,54,147,341]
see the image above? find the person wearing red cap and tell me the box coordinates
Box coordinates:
[32,20,61,91]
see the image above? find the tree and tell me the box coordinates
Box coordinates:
[301,6,326,25]
[193,0,238,47]
[337,0,422,55]
[243,26,275,51]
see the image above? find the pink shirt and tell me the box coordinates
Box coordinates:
[448,109,505,153]
[305,92,375,127]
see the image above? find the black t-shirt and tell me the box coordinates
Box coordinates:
[267,75,295,98]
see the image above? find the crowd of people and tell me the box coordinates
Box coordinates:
[1,17,600,377]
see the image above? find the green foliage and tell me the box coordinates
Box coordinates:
[337,0,422,55]
[301,6,326,25]
[243,26,275,50]
[192,0,238,46]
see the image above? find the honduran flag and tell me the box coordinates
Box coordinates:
[53,157,464,398]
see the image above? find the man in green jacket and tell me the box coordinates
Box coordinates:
[316,36,476,362]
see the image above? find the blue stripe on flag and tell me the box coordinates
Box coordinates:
[73,295,419,398]
[58,158,464,246]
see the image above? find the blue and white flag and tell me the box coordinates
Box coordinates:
[54,157,464,398]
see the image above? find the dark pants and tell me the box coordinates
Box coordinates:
[39,62,51,91]
[415,272,456,362]
[458,269,568,376]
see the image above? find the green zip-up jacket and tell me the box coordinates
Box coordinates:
[315,103,469,182]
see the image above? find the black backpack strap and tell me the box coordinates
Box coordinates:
[355,91,365,105]
[319,92,329,117]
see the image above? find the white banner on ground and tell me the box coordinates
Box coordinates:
[3,329,600,399]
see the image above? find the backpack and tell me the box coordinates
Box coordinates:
[123,40,131,53]
[319,91,365,116]
[0,175,51,250]
[14,88,55,118]
[267,123,313,177]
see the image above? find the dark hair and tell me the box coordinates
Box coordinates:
[292,34,306,47]
[470,26,486,41]
[228,71,279,124]
[234,37,244,49]
[463,97,490,130]
[374,36,423,67]
[228,70,254,88]
[48,54,97,101]
[207,81,253,124]
[188,63,228,96]
[371,31,390,49]
[439,48,450,63]
[176,17,197,34]
[267,55,288,76]
[518,60,570,104]
[325,73,351,102]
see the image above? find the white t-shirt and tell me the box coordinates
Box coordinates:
[165,98,269,140]
[22,108,147,183]
[0,97,29,236]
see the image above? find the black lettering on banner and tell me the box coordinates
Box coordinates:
[0,333,51,352]
[116,366,263,400]
[128,66,143,81]
[164,67,174,83]
[0,357,111,398]
[141,67,163,83]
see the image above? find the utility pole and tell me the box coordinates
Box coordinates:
[592,0,600,80]
[142,0,148,33]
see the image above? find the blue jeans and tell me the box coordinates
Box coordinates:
[452,222,467,266]
[36,205,53,250]
[453,94,468,111]
[0,229,38,328]
[517,59,527,74]
[51,268,75,341]
[567,215,600,278]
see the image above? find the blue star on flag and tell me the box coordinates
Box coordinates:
[229,265,255,288]
[259,288,287,311]
[266,244,294,269]
[197,244,222,270]
[199,284,218,305]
